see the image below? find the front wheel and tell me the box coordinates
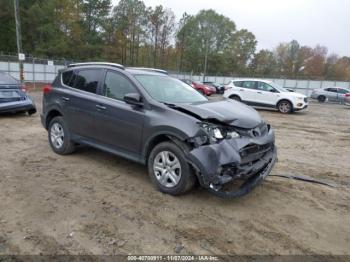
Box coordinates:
[148,142,195,196]
[277,100,293,114]
[48,116,76,155]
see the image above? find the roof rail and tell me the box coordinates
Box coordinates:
[127,67,168,75]
[67,62,125,70]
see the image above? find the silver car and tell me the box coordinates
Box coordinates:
[311,87,350,103]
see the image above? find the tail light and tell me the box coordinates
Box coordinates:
[345,93,350,97]
[21,84,27,92]
[43,84,52,94]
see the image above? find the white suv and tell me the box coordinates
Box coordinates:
[223,79,308,113]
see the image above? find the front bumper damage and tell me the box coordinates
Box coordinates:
[187,128,277,198]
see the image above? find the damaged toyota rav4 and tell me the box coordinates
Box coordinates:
[41,63,277,198]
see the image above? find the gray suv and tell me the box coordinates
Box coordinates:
[41,63,277,198]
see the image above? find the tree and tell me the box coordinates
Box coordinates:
[249,49,276,76]
[0,0,16,53]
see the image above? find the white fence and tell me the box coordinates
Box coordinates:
[1,58,350,97]
[171,73,350,97]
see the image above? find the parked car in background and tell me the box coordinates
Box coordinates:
[224,79,308,114]
[345,93,350,106]
[41,63,277,198]
[0,71,36,115]
[203,81,225,94]
[180,79,215,96]
[311,87,350,103]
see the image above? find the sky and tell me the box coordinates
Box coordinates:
[112,0,350,56]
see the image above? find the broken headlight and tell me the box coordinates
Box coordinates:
[197,122,240,144]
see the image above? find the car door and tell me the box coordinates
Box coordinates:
[60,68,104,139]
[233,81,257,103]
[337,88,350,102]
[324,88,338,101]
[93,70,145,158]
[254,81,280,106]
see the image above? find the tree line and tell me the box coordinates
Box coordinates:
[0,0,349,80]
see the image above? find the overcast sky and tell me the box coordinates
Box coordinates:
[112,0,350,56]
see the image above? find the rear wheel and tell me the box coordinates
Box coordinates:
[277,100,293,114]
[148,141,195,196]
[27,108,36,116]
[317,95,326,103]
[229,95,241,102]
[48,116,76,155]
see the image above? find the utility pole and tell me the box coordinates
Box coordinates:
[203,39,209,82]
[14,0,24,83]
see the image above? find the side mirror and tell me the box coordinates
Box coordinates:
[124,93,143,106]
[270,89,279,93]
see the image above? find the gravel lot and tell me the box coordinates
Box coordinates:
[0,91,349,255]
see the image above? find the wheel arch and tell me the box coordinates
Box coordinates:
[276,98,294,109]
[45,108,64,129]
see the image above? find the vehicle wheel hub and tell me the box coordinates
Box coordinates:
[153,151,181,188]
[50,122,64,149]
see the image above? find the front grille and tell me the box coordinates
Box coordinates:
[239,143,273,164]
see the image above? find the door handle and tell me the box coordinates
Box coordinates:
[62,96,70,101]
[96,104,106,110]
[239,89,245,91]
[257,91,262,94]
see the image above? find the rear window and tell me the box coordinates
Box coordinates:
[0,72,18,85]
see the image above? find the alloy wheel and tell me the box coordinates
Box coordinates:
[50,122,65,149]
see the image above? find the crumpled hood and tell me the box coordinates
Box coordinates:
[174,99,262,129]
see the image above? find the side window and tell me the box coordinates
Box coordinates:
[104,71,137,101]
[257,82,277,92]
[338,88,349,94]
[74,69,102,94]
[242,81,255,89]
[233,81,243,87]
[62,70,77,87]
[327,88,337,93]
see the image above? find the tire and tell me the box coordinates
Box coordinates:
[229,95,241,102]
[277,100,293,114]
[148,141,196,196]
[48,116,76,155]
[317,95,326,103]
[27,108,37,116]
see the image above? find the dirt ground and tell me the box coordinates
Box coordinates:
[0,91,349,255]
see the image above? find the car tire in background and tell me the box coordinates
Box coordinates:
[229,95,241,102]
[48,116,76,155]
[27,108,37,116]
[277,100,293,114]
[148,141,196,196]
[317,95,326,103]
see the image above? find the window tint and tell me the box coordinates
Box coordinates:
[74,69,101,94]
[104,71,136,100]
[256,82,277,92]
[327,88,338,93]
[242,81,256,89]
[62,70,76,87]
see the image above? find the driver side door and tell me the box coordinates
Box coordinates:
[93,70,145,160]
[254,81,280,107]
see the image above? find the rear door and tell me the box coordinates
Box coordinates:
[60,68,104,139]
[234,81,258,103]
[93,70,145,158]
[337,88,350,102]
